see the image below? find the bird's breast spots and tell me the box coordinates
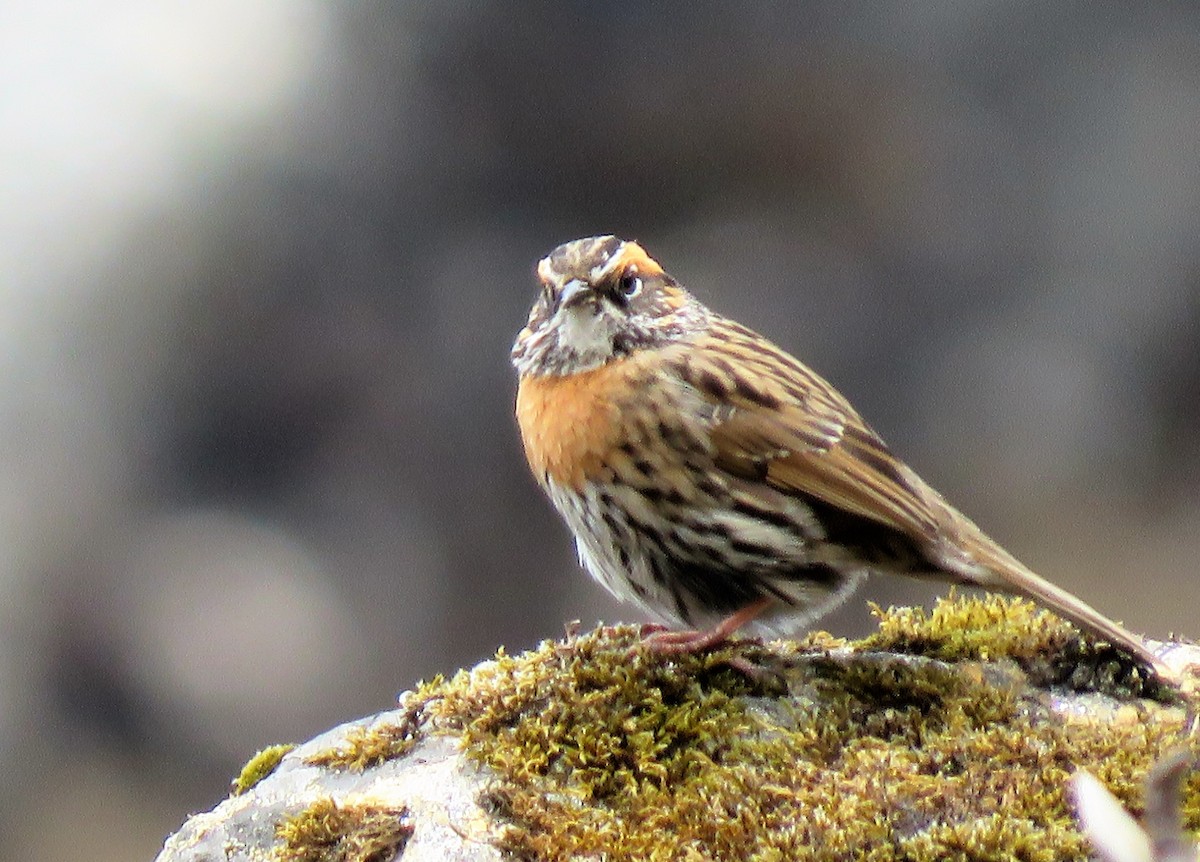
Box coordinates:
[516,360,651,489]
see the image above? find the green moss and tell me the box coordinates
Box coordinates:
[231,744,295,796]
[863,592,1073,659]
[403,595,1195,862]
[1185,770,1200,828]
[274,796,411,862]
[306,698,428,771]
[861,593,1167,698]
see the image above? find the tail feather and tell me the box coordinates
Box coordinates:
[933,515,1171,682]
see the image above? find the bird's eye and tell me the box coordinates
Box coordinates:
[618,273,642,299]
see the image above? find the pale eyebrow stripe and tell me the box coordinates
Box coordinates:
[589,241,627,282]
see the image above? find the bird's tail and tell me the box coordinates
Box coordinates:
[934,513,1172,683]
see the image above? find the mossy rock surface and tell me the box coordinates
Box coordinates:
[156,595,1198,862]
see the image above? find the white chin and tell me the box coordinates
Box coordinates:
[557,307,615,366]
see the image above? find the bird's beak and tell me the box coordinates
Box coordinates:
[558,279,593,310]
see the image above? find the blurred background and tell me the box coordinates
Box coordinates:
[2,2,1199,858]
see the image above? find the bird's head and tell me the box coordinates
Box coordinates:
[511,236,708,377]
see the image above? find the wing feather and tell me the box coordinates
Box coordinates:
[670,328,948,545]
[666,325,1173,680]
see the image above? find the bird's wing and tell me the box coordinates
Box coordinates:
[663,329,1177,682]
[669,331,948,545]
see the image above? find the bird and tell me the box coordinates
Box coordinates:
[511,234,1168,678]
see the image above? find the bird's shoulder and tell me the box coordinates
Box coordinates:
[659,317,946,540]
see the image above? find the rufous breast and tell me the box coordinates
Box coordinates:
[516,358,649,490]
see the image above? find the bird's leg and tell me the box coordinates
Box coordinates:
[640,598,772,655]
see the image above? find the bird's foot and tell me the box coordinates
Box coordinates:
[633,598,773,657]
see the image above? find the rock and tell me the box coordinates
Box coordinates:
[155,596,1200,862]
